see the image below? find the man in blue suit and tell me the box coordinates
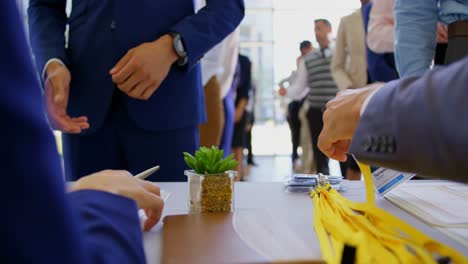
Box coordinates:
[28,0,245,181]
[2,1,163,262]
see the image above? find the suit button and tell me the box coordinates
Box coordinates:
[363,136,373,152]
[377,136,384,152]
[387,137,396,153]
[110,20,116,30]
[369,136,380,152]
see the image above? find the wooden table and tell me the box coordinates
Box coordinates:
[143,181,468,263]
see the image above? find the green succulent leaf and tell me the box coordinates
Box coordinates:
[184,157,195,170]
[183,146,238,175]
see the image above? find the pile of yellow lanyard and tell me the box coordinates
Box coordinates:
[311,162,468,264]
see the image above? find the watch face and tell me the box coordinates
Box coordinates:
[176,40,184,53]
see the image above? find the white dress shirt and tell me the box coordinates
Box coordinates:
[286,60,309,100]
[367,0,395,54]
[196,0,239,98]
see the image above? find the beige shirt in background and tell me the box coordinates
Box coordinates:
[331,9,368,90]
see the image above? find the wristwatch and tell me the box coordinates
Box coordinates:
[169,31,188,66]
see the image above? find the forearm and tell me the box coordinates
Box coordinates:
[170,0,244,70]
[68,191,146,263]
[394,0,438,77]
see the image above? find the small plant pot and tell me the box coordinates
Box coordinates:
[185,170,237,213]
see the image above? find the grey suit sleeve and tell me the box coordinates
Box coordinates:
[350,57,468,183]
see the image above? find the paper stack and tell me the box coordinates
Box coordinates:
[385,182,468,247]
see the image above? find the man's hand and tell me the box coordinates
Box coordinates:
[318,83,383,162]
[45,62,89,133]
[110,34,178,100]
[70,170,164,231]
[278,86,287,96]
[436,22,448,44]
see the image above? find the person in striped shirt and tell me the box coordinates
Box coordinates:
[283,19,339,175]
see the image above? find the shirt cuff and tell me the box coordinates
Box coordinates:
[360,88,380,116]
[42,58,65,80]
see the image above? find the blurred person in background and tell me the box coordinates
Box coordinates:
[283,19,338,175]
[232,54,253,181]
[279,40,314,172]
[244,83,257,167]
[362,1,399,83]
[330,0,370,180]
[199,27,240,148]
[220,62,241,159]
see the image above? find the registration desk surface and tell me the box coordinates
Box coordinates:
[143,181,468,263]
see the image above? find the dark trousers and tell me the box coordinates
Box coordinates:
[220,91,235,158]
[245,111,255,164]
[307,107,329,175]
[287,100,303,162]
[445,36,468,65]
[63,100,198,182]
[435,43,447,65]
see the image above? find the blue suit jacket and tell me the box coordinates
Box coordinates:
[2,1,146,262]
[362,2,399,83]
[28,0,244,133]
[350,56,468,183]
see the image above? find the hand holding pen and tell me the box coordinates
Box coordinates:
[69,165,163,231]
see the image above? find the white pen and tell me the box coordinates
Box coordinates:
[134,165,160,180]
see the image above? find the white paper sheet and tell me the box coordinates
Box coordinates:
[386,182,468,247]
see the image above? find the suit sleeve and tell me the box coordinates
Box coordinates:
[394,0,438,77]
[350,57,468,183]
[170,0,244,70]
[2,2,145,263]
[287,61,308,100]
[331,17,354,90]
[28,0,69,75]
[68,191,146,263]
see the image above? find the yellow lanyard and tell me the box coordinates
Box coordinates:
[311,162,468,264]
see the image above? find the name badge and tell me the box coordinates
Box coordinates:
[371,166,415,196]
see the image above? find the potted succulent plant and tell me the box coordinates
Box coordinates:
[183,146,238,213]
